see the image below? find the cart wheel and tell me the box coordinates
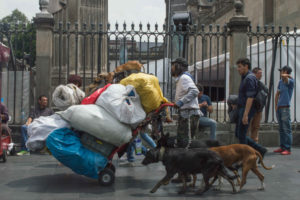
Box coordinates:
[98,168,115,186]
[2,150,7,162]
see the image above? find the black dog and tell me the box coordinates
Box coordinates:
[157,133,222,149]
[142,147,237,194]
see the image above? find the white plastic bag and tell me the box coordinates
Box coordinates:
[57,104,132,146]
[96,84,146,125]
[26,114,70,151]
[52,83,85,110]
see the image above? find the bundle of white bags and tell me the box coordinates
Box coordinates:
[26,114,70,151]
[96,84,146,126]
[52,83,85,110]
[57,104,132,146]
[27,83,146,150]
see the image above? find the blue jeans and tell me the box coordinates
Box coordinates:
[235,107,265,153]
[21,125,28,151]
[199,117,217,139]
[127,133,157,162]
[277,108,292,151]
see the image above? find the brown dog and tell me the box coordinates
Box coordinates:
[85,72,113,96]
[114,60,144,73]
[208,144,274,191]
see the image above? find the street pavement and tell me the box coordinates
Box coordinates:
[0,147,300,200]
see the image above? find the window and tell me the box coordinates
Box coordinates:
[264,0,274,24]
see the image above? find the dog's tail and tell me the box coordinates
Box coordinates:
[255,151,275,170]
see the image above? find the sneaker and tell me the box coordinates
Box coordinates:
[273,148,284,153]
[17,150,30,156]
[280,150,291,155]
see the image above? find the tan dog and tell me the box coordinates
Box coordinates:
[209,144,274,191]
[85,72,113,96]
[114,60,144,73]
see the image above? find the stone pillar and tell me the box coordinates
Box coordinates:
[228,0,250,94]
[35,0,54,101]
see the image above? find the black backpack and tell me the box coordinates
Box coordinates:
[254,80,269,112]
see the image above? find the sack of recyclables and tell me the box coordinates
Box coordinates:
[120,73,168,113]
[52,83,85,110]
[57,104,132,147]
[26,114,70,151]
[96,84,146,125]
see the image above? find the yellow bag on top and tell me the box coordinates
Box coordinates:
[120,73,168,113]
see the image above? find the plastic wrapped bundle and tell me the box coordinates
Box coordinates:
[26,114,70,151]
[52,84,85,110]
[46,128,108,179]
[57,104,132,146]
[96,84,146,125]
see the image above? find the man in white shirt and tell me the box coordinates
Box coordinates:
[171,58,201,148]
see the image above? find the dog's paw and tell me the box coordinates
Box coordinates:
[150,189,156,193]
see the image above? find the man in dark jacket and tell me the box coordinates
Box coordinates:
[235,58,267,157]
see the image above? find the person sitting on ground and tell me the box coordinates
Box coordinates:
[17,95,54,156]
[197,85,217,139]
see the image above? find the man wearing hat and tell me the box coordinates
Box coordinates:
[171,57,201,183]
[171,57,201,147]
[274,66,294,155]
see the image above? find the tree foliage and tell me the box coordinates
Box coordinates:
[0,9,36,66]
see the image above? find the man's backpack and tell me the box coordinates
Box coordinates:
[254,81,269,112]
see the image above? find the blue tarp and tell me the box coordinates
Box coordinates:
[46,128,108,179]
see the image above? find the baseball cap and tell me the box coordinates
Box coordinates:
[171,57,188,67]
[278,66,292,74]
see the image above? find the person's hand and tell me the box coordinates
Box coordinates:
[242,114,248,125]
[173,103,179,109]
[275,105,278,111]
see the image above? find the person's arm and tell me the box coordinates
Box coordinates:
[25,117,33,126]
[207,97,213,114]
[275,91,280,111]
[242,77,256,125]
[281,74,290,84]
[242,98,254,125]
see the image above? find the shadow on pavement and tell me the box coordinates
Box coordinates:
[6,174,157,194]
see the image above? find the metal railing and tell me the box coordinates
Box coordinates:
[1,21,300,124]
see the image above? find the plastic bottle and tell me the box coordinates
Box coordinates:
[135,137,142,155]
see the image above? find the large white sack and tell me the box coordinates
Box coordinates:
[96,84,146,125]
[26,114,70,151]
[52,83,85,110]
[57,104,132,146]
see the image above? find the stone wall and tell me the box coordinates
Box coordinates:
[50,0,108,89]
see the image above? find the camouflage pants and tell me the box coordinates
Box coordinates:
[177,115,200,148]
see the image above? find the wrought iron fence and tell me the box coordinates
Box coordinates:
[1,21,300,124]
